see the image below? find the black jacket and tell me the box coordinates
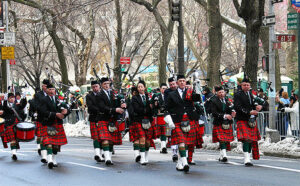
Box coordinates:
[234,90,256,121]
[34,90,47,122]
[3,99,27,126]
[166,89,201,123]
[131,94,153,123]
[86,91,100,122]
[151,93,166,116]
[97,89,119,121]
[211,96,234,125]
[39,96,68,126]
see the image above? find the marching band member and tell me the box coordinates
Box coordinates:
[39,84,69,169]
[86,80,105,163]
[164,77,179,162]
[130,80,155,165]
[165,75,201,173]
[2,93,27,161]
[151,83,168,154]
[33,79,50,161]
[211,86,236,162]
[234,77,262,166]
[97,77,126,165]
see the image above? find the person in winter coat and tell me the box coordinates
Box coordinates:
[282,90,299,137]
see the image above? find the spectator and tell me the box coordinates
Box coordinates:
[283,90,299,137]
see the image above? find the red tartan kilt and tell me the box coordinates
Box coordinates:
[90,122,100,140]
[129,121,155,142]
[41,123,67,146]
[155,124,166,138]
[195,123,204,148]
[156,116,165,125]
[3,119,19,143]
[212,124,234,143]
[237,120,261,142]
[171,120,197,145]
[35,121,43,137]
[0,124,4,136]
[96,121,122,145]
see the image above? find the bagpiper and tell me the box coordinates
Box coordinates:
[97,77,126,165]
[234,77,262,166]
[164,77,179,162]
[151,83,168,154]
[211,86,236,162]
[130,80,155,165]
[39,84,69,169]
[33,79,49,162]
[165,75,201,173]
[86,80,105,163]
[2,93,27,160]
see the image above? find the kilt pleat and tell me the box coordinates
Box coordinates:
[195,123,204,148]
[212,124,234,143]
[236,120,261,142]
[129,121,155,142]
[90,121,100,140]
[35,121,43,137]
[3,119,19,143]
[41,123,67,146]
[171,120,197,146]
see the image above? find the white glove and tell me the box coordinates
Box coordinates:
[164,115,175,129]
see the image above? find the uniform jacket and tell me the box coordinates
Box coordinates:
[86,91,100,122]
[234,90,256,121]
[211,96,234,125]
[131,94,153,123]
[34,90,47,122]
[3,99,27,126]
[166,88,201,123]
[97,89,120,121]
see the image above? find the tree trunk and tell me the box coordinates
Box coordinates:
[113,0,122,90]
[207,0,222,88]
[159,39,168,85]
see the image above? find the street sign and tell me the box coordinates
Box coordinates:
[273,42,281,49]
[287,13,298,30]
[120,57,130,64]
[262,15,276,26]
[1,47,15,59]
[292,0,300,13]
[4,32,15,45]
[276,34,296,42]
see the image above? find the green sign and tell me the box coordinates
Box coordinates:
[287,13,298,30]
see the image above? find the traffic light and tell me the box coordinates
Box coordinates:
[171,0,181,22]
[262,55,269,72]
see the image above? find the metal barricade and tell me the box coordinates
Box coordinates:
[63,109,87,124]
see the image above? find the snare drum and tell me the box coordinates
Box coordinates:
[16,122,36,142]
[0,118,5,136]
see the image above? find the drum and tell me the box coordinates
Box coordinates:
[0,118,5,136]
[16,122,36,142]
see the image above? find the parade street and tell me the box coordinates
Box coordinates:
[0,137,299,186]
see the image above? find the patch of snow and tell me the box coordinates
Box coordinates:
[64,120,91,137]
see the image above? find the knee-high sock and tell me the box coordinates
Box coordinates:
[179,146,186,158]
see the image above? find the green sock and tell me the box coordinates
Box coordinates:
[41,144,47,150]
[248,143,252,153]
[160,135,167,141]
[93,140,100,149]
[220,142,227,150]
[99,143,103,150]
[133,144,140,150]
[109,144,113,152]
[179,146,186,157]
[140,144,145,152]
[37,139,41,144]
[11,145,17,150]
[47,147,53,155]
[102,143,109,151]
[145,145,150,151]
[243,142,249,152]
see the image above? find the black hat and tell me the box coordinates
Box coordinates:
[8,93,15,98]
[47,84,55,89]
[203,86,211,93]
[91,80,99,85]
[160,83,167,87]
[100,77,110,84]
[138,80,146,87]
[42,79,50,85]
[177,74,185,80]
[15,92,21,97]
[131,86,138,92]
[242,76,250,83]
[214,86,224,92]
[168,77,175,82]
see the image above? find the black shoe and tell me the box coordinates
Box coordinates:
[172,155,178,162]
[160,148,167,154]
[95,155,104,163]
[188,161,196,165]
[102,154,105,159]
[48,162,54,169]
[141,162,147,166]
[112,150,115,155]
[221,157,228,163]
[38,149,41,156]
[135,155,141,162]
[245,162,253,167]
[183,165,189,173]
[12,155,17,161]
[53,164,58,167]
[105,160,113,166]
[41,159,47,164]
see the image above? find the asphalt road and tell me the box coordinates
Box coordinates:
[0,137,299,186]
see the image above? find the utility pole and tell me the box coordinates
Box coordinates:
[171,0,184,76]
[4,0,10,92]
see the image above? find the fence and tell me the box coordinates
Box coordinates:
[204,112,300,140]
